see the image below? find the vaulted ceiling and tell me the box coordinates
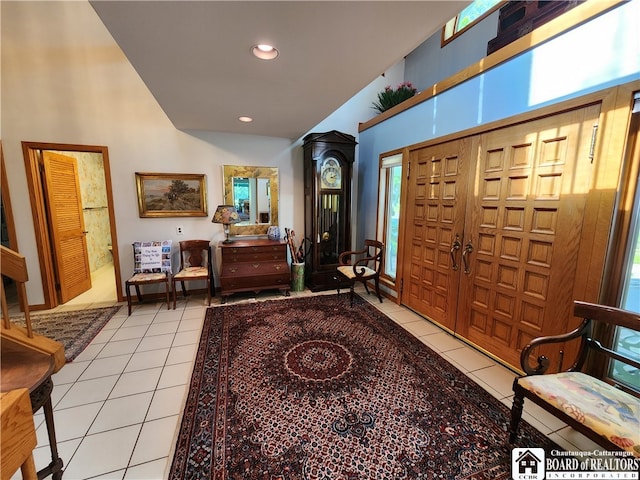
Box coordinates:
[90,1,468,140]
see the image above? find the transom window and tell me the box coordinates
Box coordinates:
[442,0,502,46]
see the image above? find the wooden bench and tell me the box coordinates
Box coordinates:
[509,300,640,457]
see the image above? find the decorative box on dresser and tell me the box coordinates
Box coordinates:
[219,239,291,303]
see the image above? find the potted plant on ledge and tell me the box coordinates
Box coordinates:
[372,81,418,113]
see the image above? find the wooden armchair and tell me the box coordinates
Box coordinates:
[509,300,640,457]
[172,240,212,309]
[336,240,385,306]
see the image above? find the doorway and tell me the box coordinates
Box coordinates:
[400,102,606,370]
[22,142,122,311]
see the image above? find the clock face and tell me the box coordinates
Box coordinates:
[320,157,342,189]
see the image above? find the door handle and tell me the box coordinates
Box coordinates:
[462,240,474,274]
[450,234,461,271]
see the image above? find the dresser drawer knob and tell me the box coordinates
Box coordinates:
[230,268,237,273]
[252,264,260,269]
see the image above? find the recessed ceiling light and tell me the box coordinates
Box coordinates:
[251,44,279,60]
[238,116,253,123]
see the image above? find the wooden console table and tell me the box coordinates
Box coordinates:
[219,239,291,303]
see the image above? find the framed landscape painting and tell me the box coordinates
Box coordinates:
[135,172,207,217]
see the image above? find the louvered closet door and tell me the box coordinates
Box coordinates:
[401,139,471,332]
[43,151,92,303]
[457,105,601,369]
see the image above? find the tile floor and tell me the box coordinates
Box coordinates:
[9,264,598,479]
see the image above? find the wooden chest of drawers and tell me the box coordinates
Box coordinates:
[219,239,291,303]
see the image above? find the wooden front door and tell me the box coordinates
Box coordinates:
[401,138,471,332]
[42,151,92,302]
[400,104,601,369]
[458,104,601,368]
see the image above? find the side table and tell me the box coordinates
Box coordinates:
[1,338,63,480]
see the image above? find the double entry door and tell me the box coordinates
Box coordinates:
[401,104,601,369]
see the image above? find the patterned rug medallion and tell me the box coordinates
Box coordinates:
[169,294,556,479]
[11,306,121,362]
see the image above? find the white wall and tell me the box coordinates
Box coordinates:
[2,0,405,304]
[302,61,406,249]
[405,8,500,91]
[2,1,300,303]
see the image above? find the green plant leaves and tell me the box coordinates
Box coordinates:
[372,82,417,113]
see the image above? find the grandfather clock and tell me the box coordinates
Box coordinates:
[303,130,357,291]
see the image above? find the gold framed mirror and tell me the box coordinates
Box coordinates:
[223,165,278,236]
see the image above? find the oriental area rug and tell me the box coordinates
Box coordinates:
[169,294,556,479]
[11,305,121,362]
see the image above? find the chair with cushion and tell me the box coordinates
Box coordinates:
[336,239,385,306]
[509,301,640,457]
[125,241,172,315]
[172,240,212,309]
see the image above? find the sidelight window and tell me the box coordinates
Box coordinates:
[378,153,403,282]
[612,198,639,391]
[609,93,640,392]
